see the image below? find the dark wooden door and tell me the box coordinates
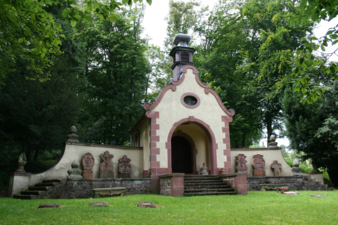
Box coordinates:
[171,136,192,173]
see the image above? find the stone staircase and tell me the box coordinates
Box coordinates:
[13,179,62,199]
[184,175,237,196]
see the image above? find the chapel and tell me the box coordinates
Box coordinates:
[129,31,236,190]
[12,32,325,200]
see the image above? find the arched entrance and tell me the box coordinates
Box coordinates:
[166,116,218,175]
[171,136,193,173]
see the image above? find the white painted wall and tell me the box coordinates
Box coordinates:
[230,149,293,176]
[153,68,231,168]
[29,144,143,186]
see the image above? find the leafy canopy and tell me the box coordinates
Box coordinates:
[0,0,152,85]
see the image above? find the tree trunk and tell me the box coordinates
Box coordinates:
[33,149,40,161]
[242,132,246,148]
[327,164,338,187]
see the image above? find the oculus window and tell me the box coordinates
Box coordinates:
[184,96,197,106]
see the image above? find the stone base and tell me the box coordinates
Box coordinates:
[159,173,185,196]
[83,172,93,179]
[9,172,31,197]
[253,171,265,176]
[234,173,247,194]
[260,184,287,191]
[118,173,130,178]
[99,170,114,178]
[93,187,126,198]
[248,176,328,191]
[310,173,324,185]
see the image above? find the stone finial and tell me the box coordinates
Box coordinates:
[67,126,79,143]
[271,160,282,176]
[200,163,209,175]
[118,155,131,178]
[293,158,299,166]
[99,151,114,178]
[82,152,95,179]
[173,33,191,46]
[268,135,279,149]
[16,153,27,172]
[252,154,265,176]
[68,160,83,180]
[235,154,248,174]
[292,158,302,176]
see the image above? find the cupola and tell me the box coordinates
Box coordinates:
[169,32,195,82]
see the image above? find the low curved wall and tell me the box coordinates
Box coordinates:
[230,148,292,176]
[29,143,143,186]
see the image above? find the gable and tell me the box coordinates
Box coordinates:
[144,65,235,120]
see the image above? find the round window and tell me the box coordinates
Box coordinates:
[184,96,197,106]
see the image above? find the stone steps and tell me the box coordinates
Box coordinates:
[42,179,62,183]
[28,186,53,191]
[12,180,62,200]
[184,180,224,183]
[35,182,59,187]
[185,188,235,192]
[185,184,231,188]
[184,175,237,196]
[21,190,46,195]
[13,194,40,199]
[184,191,238,196]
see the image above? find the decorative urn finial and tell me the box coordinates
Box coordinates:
[67,126,79,143]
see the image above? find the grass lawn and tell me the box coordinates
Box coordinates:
[0,191,337,225]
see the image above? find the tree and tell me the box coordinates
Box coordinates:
[237,0,314,143]
[0,3,86,164]
[0,0,151,85]
[75,5,151,145]
[283,81,338,185]
[276,0,338,103]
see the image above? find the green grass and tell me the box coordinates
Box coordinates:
[0,191,337,224]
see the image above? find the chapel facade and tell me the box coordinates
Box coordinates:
[11,33,304,199]
[129,32,235,192]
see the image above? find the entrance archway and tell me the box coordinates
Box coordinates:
[166,116,218,175]
[171,136,192,173]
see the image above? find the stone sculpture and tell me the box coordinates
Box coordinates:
[99,151,114,178]
[82,152,95,179]
[118,155,131,178]
[67,126,79,143]
[68,160,83,180]
[271,160,282,176]
[268,134,279,149]
[291,158,303,176]
[252,154,265,176]
[16,153,27,172]
[200,163,209,175]
[235,154,248,173]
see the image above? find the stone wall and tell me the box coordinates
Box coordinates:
[29,144,144,187]
[231,149,292,176]
[160,177,171,196]
[247,176,328,191]
[38,178,151,199]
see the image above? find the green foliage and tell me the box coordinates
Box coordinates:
[287,0,338,102]
[0,0,151,85]
[75,5,151,145]
[192,0,263,148]
[283,82,338,185]
[0,3,85,166]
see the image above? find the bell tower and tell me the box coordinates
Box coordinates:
[169,32,195,82]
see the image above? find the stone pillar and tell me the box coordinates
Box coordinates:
[310,172,324,184]
[9,172,31,197]
[234,173,247,195]
[159,173,185,196]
